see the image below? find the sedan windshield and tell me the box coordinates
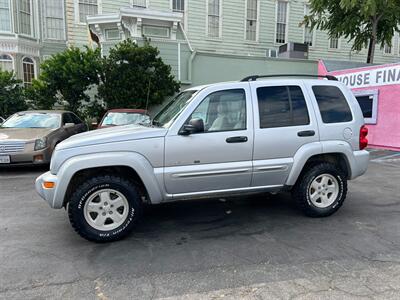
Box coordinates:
[101,112,149,126]
[152,90,197,128]
[2,113,61,129]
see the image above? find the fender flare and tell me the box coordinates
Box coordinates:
[51,151,164,208]
[285,141,355,186]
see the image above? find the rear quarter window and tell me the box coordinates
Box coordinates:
[312,85,353,123]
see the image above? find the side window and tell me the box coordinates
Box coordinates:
[257,85,309,128]
[71,113,83,124]
[189,89,246,132]
[312,85,353,123]
[62,113,73,124]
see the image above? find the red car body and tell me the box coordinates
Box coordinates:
[97,109,150,129]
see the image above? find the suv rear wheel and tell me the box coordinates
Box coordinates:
[292,162,347,217]
[67,175,143,242]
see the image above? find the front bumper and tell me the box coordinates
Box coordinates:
[0,147,52,166]
[35,171,60,208]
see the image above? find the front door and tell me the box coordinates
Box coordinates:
[164,85,254,196]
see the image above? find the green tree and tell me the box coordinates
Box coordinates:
[0,70,28,118]
[98,39,180,110]
[25,79,57,110]
[33,47,102,114]
[303,0,400,63]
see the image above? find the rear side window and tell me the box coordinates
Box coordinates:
[312,85,353,123]
[257,86,310,128]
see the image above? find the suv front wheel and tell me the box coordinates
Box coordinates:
[67,175,143,242]
[292,162,347,217]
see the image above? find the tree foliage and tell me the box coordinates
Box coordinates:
[33,47,102,114]
[98,39,180,110]
[0,70,28,118]
[303,0,400,63]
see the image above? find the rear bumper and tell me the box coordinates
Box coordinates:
[35,171,60,208]
[349,150,369,179]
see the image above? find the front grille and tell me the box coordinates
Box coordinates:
[0,141,26,154]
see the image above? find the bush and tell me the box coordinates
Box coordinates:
[0,70,28,118]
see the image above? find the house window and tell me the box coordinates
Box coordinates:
[303,4,313,46]
[132,0,146,7]
[207,0,220,38]
[353,90,378,124]
[105,29,121,40]
[384,43,392,54]
[0,0,11,32]
[22,57,35,87]
[19,0,32,36]
[45,0,65,40]
[0,54,13,72]
[246,0,258,41]
[78,0,98,23]
[329,37,339,49]
[143,26,170,38]
[172,0,184,12]
[276,1,287,44]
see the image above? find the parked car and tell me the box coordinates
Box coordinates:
[36,75,369,242]
[0,110,87,165]
[96,109,151,129]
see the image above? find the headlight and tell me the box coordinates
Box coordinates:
[34,137,47,151]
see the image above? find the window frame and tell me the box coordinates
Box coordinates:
[328,36,340,50]
[75,0,101,25]
[0,53,14,72]
[244,0,260,42]
[275,0,288,45]
[18,0,34,37]
[303,4,314,47]
[0,0,12,33]
[353,89,378,124]
[44,0,66,41]
[131,0,148,8]
[171,0,185,12]
[181,88,248,134]
[142,25,170,38]
[21,56,36,87]
[256,85,311,129]
[105,28,121,40]
[206,0,222,39]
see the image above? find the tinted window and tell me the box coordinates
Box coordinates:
[190,89,246,132]
[63,113,74,124]
[71,113,83,124]
[257,86,309,128]
[312,86,353,123]
[355,95,373,118]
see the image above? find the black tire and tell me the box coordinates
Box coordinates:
[292,162,347,217]
[67,175,143,242]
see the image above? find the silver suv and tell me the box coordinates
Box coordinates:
[36,75,369,242]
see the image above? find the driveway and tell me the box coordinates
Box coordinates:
[1,151,400,299]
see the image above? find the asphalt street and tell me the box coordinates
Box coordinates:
[1,150,400,299]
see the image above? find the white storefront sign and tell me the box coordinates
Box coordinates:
[335,64,400,88]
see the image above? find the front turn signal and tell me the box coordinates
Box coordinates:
[43,181,55,189]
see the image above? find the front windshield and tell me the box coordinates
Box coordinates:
[101,112,150,126]
[1,113,61,129]
[153,90,197,128]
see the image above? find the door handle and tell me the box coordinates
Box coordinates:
[226,136,248,143]
[297,130,315,137]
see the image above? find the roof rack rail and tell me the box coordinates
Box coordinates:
[240,74,338,82]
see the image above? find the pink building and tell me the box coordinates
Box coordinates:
[319,60,400,151]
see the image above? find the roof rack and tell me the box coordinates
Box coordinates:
[240,74,338,82]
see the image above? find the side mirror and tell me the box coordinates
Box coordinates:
[180,118,204,135]
[64,123,75,128]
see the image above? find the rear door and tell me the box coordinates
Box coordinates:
[250,80,319,187]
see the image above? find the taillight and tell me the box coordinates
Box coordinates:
[359,125,368,150]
